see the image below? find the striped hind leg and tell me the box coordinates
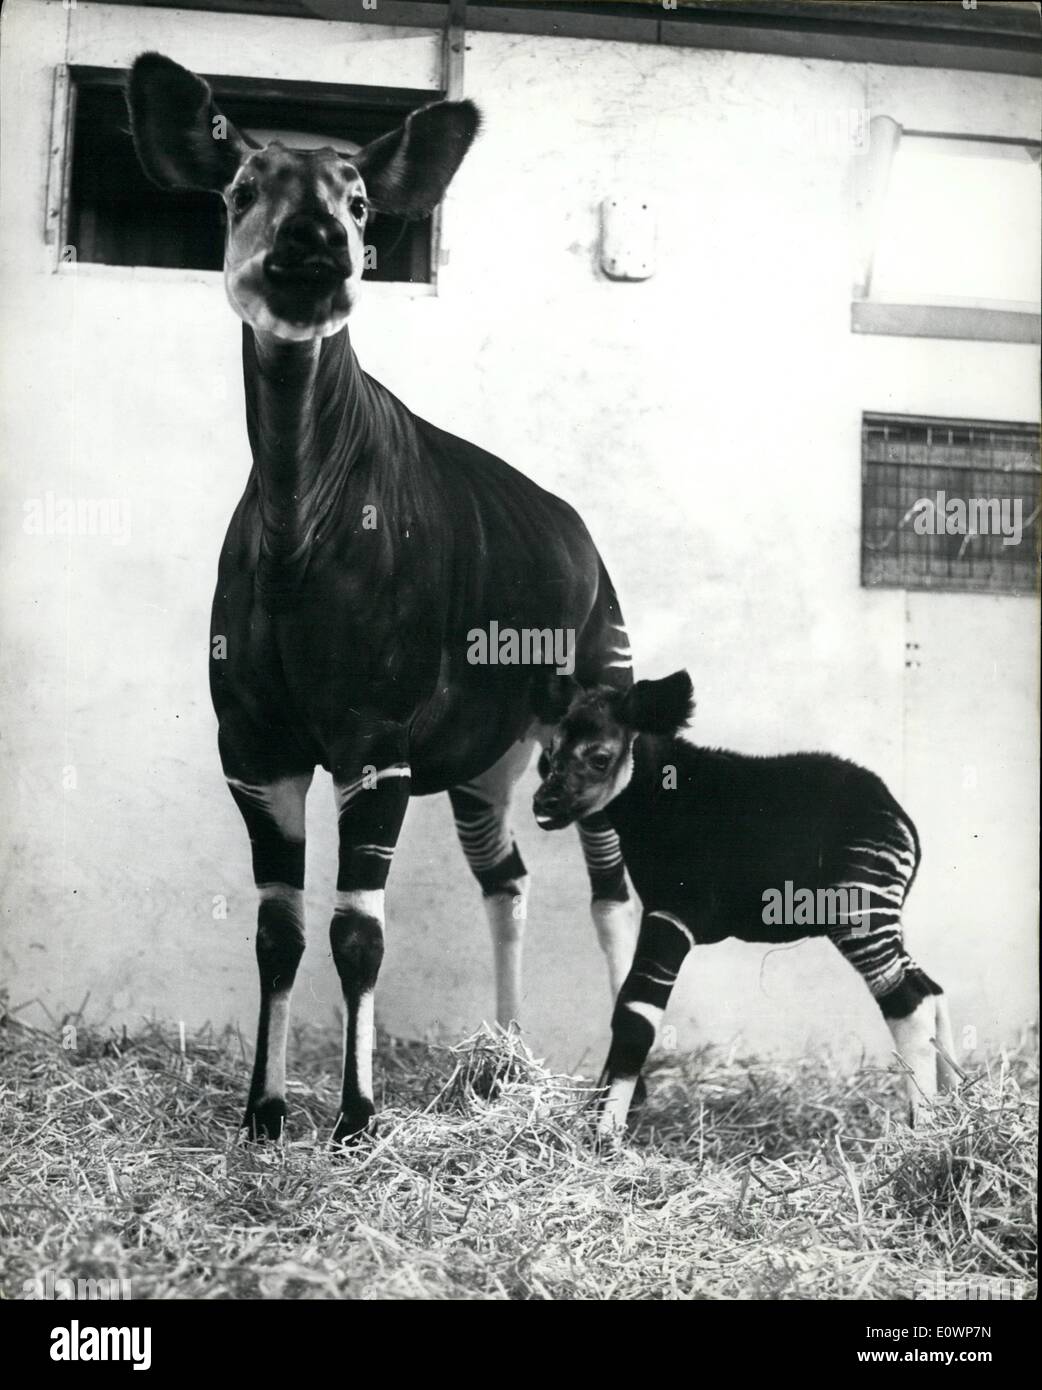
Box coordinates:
[450,737,536,1026]
[577,812,636,1002]
[827,818,954,1122]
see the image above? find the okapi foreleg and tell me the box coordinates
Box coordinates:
[599,908,692,1137]
[330,751,411,1143]
[578,811,635,1001]
[226,772,313,1140]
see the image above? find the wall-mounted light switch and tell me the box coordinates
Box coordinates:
[600,196,655,281]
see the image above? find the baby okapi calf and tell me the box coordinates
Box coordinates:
[533,671,958,1137]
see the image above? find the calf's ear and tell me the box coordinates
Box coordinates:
[353,100,480,218]
[618,670,694,735]
[127,52,250,191]
[531,672,580,724]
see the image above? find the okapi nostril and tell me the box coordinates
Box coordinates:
[275,212,348,262]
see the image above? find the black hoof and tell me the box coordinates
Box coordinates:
[242,1097,287,1141]
[332,1103,377,1146]
[468,1053,521,1101]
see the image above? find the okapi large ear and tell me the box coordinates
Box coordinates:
[617,670,695,735]
[127,52,251,192]
[353,100,480,218]
[531,672,580,725]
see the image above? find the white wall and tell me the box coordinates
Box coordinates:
[1,0,1037,1071]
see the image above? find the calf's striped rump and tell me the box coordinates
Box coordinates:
[821,805,940,1018]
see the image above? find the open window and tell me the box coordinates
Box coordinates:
[51,66,441,284]
[851,121,1041,343]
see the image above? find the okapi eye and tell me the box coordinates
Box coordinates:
[349,196,368,222]
[229,183,256,215]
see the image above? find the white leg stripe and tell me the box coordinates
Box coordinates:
[633,966,677,988]
[352,990,376,1103]
[334,765,410,815]
[484,877,527,1025]
[226,775,310,841]
[598,1077,638,1137]
[455,810,514,871]
[257,884,305,913]
[625,999,664,1031]
[879,813,917,855]
[334,888,385,922]
[833,881,906,903]
[846,841,915,868]
[647,910,696,949]
[262,992,291,1101]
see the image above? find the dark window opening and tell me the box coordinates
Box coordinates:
[861,413,1039,596]
[66,67,439,283]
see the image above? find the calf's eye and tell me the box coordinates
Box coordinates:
[229,183,256,215]
[349,197,368,222]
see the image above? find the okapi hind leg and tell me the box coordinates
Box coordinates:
[829,907,951,1123]
[879,968,951,1124]
[225,772,312,1141]
[449,737,536,1028]
[933,991,961,1093]
[826,818,953,1123]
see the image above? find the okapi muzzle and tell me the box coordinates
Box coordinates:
[224,150,367,341]
[533,746,630,828]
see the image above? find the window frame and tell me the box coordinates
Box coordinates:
[850,124,1042,345]
[46,64,446,289]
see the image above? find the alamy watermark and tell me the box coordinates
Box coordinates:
[912,1272,1025,1301]
[467,621,576,676]
[911,492,1027,548]
[779,104,872,151]
[23,493,131,545]
[762,880,870,932]
[50,1322,151,1372]
[22,1271,131,1300]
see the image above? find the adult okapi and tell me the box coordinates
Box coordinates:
[127,53,635,1143]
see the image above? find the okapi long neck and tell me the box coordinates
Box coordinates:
[242,324,370,574]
